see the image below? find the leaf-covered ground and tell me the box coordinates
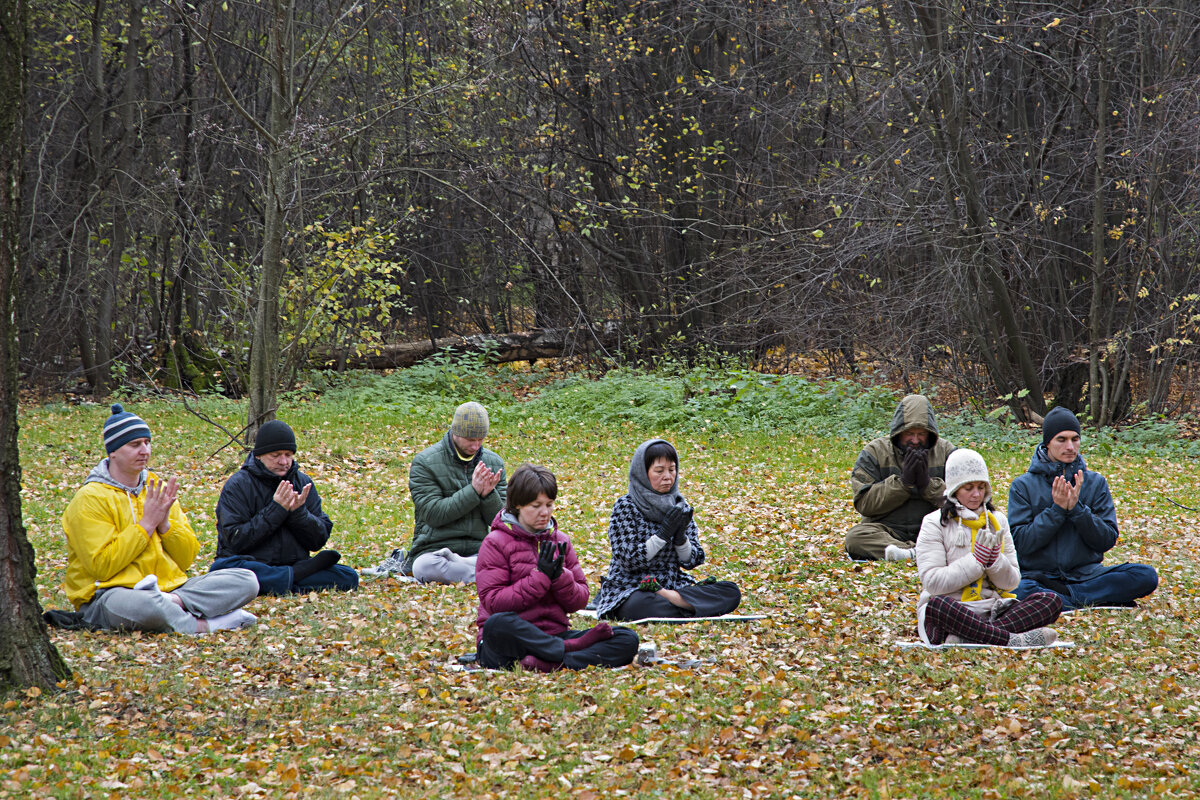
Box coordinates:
[5,389,1199,799]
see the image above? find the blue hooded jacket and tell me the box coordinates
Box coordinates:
[1007,445,1119,582]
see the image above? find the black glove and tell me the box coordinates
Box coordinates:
[536,540,565,580]
[551,542,566,579]
[901,447,929,491]
[673,509,694,546]
[660,506,693,545]
[910,449,930,493]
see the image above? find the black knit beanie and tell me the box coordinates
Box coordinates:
[1041,406,1081,447]
[253,420,298,456]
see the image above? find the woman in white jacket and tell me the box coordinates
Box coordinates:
[915,449,1062,647]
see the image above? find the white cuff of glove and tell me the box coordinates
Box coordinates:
[645,535,668,561]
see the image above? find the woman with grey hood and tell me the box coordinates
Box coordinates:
[594,439,741,621]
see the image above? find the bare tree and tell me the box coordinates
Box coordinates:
[173,0,381,437]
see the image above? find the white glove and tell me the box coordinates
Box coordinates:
[976,527,1001,550]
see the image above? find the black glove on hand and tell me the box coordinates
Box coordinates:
[660,506,691,544]
[910,448,930,493]
[537,540,565,579]
[551,542,567,579]
[900,447,920,487]
[672,509,694,546]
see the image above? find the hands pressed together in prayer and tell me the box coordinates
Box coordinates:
[901,447,931,493]
[272,480,312,511]
[139,477,179,536]
[1051,471,1084,512]
[536,540,566,580]
[471,461,503,497]
[660,506,694,546]
[972,526,1001,568]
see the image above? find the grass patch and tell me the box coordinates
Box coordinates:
[5,363,1200,798]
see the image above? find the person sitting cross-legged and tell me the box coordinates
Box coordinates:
[210,420,359,596]
[402,401,506,583]
[62,404,259,634]
[594,439,741,621]
[1009,407,1158,610]
[846,394,956,561]
[916,448,1062,647]
[474,464,639,672]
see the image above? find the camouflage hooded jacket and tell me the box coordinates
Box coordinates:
[850,394,956,538]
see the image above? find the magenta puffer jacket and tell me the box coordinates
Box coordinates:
[475,511,590,642]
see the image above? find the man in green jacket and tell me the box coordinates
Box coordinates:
[403,402,506,583]
[845,394,956,561]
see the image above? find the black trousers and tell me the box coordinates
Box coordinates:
[604,580,741,621]
[475,612,640,670]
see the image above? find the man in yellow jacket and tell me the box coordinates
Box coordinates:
[62,404,259,633]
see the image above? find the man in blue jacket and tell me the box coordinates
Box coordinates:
[211,420,359,595]
[1008,407,1157,610]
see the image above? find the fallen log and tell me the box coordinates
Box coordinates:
[307,324,621,370]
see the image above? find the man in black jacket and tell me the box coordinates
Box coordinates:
[210,420,359,595]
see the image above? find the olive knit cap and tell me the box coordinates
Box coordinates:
[253,420,298,456]
[450,402,489,439]
[103,403,151,454]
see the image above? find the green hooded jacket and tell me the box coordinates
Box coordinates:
[405,431,506,568]
[849,394,955,537]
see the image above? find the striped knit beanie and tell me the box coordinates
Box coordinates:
[450,402,489,439]
[103,404,151,454]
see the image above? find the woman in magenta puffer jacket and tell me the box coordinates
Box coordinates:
[474,464,639,672]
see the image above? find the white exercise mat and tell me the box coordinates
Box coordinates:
[895,640,1074,650]
[576,609,766,624]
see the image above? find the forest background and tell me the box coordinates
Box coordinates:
[14,0,1200,426]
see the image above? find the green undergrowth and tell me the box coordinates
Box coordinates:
[4,360,1200,798]
[316,355,1200,459]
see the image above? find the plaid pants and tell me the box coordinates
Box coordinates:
[923,592,1062,645]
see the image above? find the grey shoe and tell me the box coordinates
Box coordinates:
[884,545,915,562]
[361,548,408,576]
[1007,627,1057,648]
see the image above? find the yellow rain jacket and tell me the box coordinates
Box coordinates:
[62,465,199,608]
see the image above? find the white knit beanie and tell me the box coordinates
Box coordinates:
[943,448,991,502]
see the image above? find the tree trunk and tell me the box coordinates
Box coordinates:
[913,0,1045,414]
[0,0,72,692]
[1088,15,1110,425]
[308,324,621,370]
[84,0,111,398]
[246,0,294,441]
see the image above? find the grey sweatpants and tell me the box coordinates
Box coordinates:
[412,548,477,584]
[80,569,259,634]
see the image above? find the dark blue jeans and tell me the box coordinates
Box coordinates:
[1016,563,1158,610]
[210,556,359,596]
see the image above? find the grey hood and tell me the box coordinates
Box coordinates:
[84,459,147,495]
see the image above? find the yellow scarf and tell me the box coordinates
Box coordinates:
[959,512,1016,603]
